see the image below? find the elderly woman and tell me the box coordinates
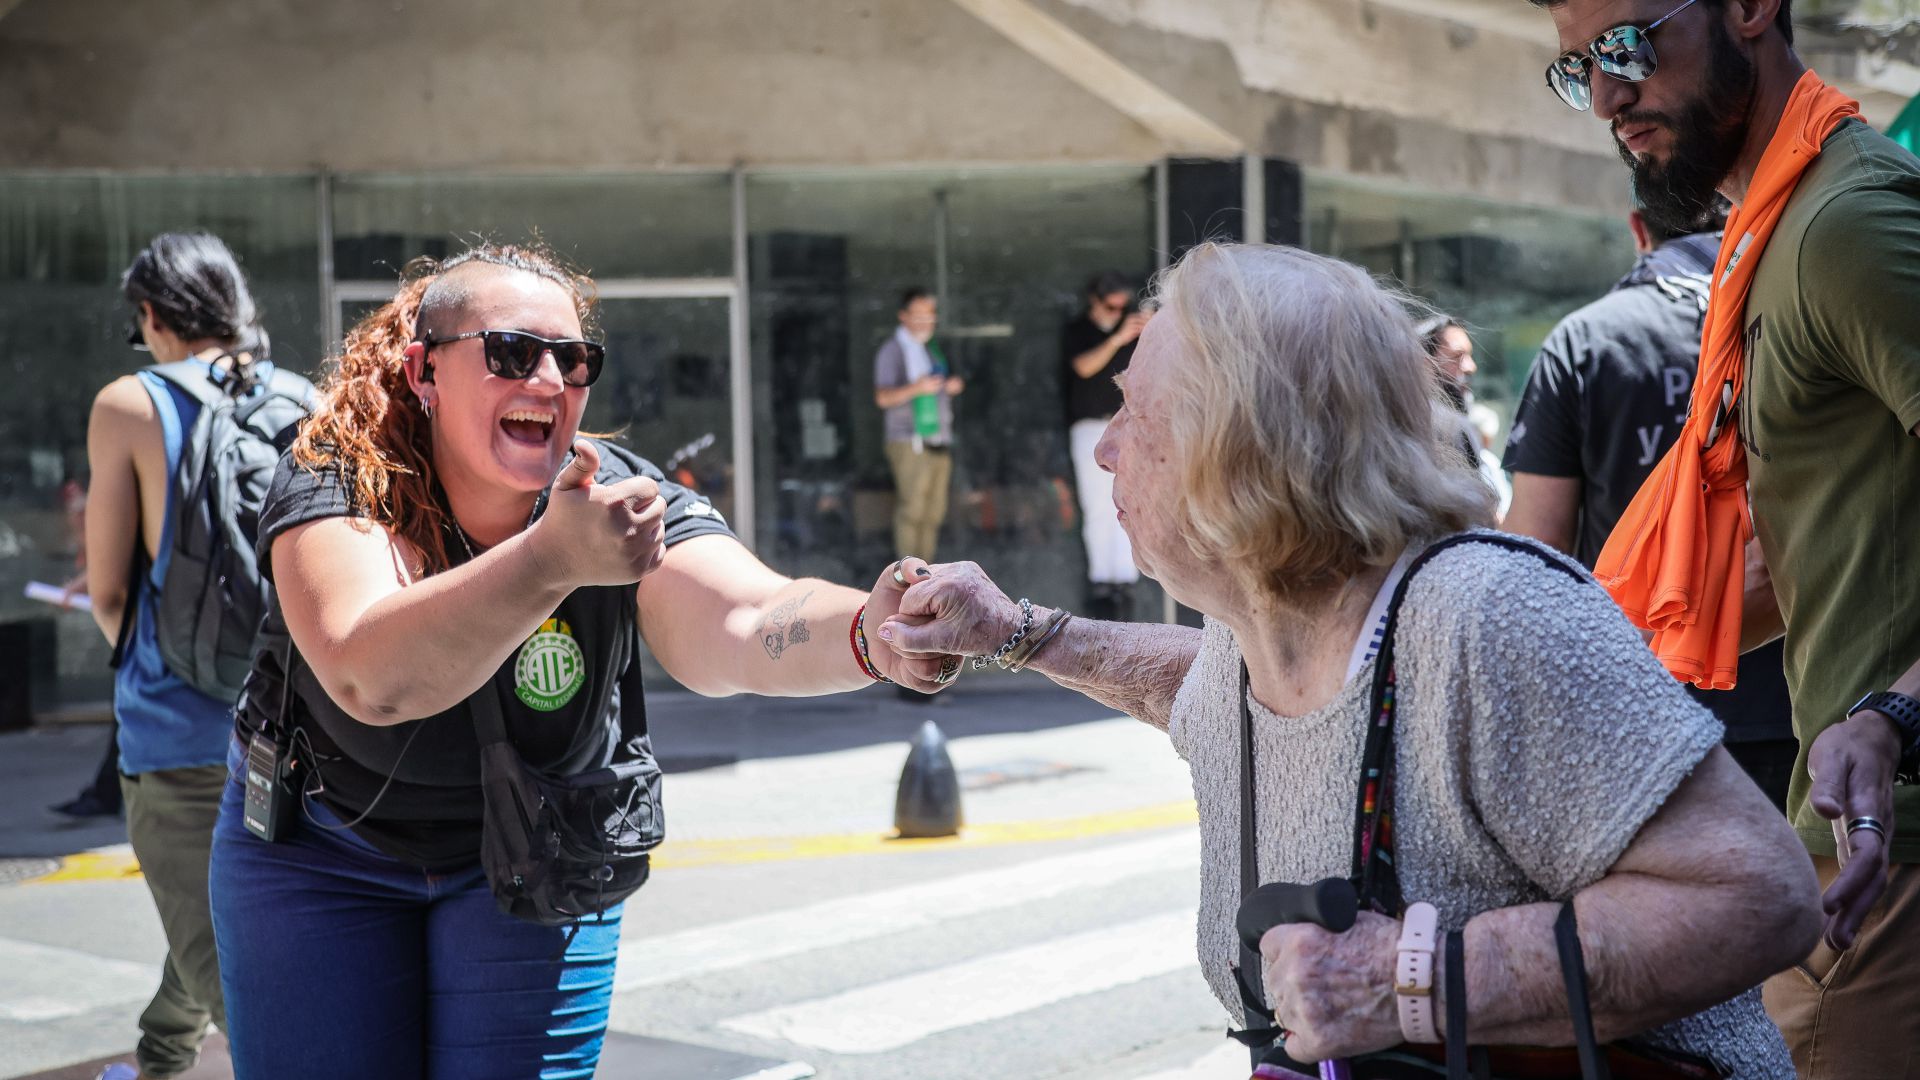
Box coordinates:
[880,244,1817,1076]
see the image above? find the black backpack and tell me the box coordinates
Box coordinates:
[116,360,315,702]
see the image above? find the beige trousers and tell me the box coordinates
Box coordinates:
[1763,854,1920,1078]
[885,441,952,560]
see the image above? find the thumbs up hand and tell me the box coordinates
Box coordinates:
[530,440,668,587]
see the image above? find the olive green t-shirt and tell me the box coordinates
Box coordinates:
[1741,119,1920,863]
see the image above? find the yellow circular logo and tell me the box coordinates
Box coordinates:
[514,618,586,711]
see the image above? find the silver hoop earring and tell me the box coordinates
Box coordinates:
[421,397,434,420]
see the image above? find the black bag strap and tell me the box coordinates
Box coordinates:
[469,674,512,748]
[1233,532,1587,1056]
[107,540,146,670]
[1557,903,1612,1080]
[1231,662,1282,1046]
[1446,928,1469,1080]
[1349,533,1583,910]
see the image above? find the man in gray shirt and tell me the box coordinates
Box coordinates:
[873,287,963,559]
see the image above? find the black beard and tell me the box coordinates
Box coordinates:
[1617,23,1755,237]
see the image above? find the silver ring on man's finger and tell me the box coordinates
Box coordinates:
[892,562,910,587]
[934,656,961,685]
[1846,816,1888,839]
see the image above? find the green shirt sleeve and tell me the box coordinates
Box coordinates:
[1798,185,1920,434]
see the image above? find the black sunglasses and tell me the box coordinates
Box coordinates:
[419,329,605,388]
[1544,0,1699,111]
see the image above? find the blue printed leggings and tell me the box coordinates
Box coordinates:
[208,739,622,1079]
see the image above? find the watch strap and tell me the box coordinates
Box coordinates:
[1849,691,1920,784]
[1395,901,1440,1044]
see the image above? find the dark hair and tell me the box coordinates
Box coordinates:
[1638,192,1732,244]
[1086,271,1134,299]
[121,232,270,358]
[898,287,934,312]
[1525,0,1792,45]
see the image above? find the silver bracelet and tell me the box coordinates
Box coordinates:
[1008,609,1072,672]
[974,597,1035,670]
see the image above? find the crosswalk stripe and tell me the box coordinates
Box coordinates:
[0,937,156,1022]
[1129,1041,1249,1079]
[717,908,1197,1054]
[617,830,1198,992]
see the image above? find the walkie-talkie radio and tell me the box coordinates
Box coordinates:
[243,727,295,842]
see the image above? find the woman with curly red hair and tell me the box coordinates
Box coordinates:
[207,244,948,1078]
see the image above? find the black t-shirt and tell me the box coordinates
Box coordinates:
[235,439,735,870]
[1502,234,1791,741]
[1061,314,1132,423]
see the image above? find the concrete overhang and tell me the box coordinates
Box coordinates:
[949,0,1244,155]
[1367,0,1920,126]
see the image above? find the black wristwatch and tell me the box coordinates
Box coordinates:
[1846,691,1920,786]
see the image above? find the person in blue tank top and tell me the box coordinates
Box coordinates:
[82,232,272,1080]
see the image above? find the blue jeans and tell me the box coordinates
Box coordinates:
[208,738,622,1079]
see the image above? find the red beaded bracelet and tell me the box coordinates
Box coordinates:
[850,603,892,683]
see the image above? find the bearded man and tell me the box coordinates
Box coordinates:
[1525,0,1920,1073]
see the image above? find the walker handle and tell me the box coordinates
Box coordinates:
[1236,877,1359,952]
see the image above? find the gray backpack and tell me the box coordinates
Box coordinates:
[121,361,316,702]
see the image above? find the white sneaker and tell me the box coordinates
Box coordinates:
[94,1065,139,1080]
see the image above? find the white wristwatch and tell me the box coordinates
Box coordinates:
[1395,902,1440,1044]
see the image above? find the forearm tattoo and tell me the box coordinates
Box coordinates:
[760,590,815,661]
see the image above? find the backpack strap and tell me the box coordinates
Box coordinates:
[141,361,233,408]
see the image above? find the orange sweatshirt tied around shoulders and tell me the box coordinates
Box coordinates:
[1594,72,1858,689]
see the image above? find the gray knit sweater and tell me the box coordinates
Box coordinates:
[1168,535,1792,1078]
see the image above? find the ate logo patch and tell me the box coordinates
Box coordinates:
[515,617,587,711]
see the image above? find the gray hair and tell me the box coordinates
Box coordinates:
[1147,243,1493,599]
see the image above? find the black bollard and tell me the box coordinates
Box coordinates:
[894,719,963,838]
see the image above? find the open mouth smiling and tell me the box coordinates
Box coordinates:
[500,407,557,446]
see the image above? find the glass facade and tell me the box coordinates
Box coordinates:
[0,175,321,706]
[744,167,1164,627]
[1,163,1632,709]
[1301,172,1637,415]
[330,173,733,282]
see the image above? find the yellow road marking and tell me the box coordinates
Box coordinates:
[24,850,144,885]
[652,800,1198,869]
[19,801,1200,883]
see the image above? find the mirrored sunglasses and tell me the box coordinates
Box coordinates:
[1544,0,1700,112]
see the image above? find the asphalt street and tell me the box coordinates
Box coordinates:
[0,680,1249,1080]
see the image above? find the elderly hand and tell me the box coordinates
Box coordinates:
[1258,910,1403,1063]
[876,561,1028,666]
[1808,709,1903,950]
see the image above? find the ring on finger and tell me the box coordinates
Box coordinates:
[892,561,909,587]
[934,656,961,685]
[1846,816,1888,840]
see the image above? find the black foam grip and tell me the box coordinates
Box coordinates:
[1236,877,1359,951]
